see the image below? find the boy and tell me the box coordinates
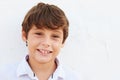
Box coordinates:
[0,2,81,80]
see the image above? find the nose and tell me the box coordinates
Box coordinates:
[41,37,51,48]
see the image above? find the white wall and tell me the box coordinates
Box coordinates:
[0,0,120,80]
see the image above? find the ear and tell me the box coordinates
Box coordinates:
[61,43,65,48]
[22,29,27,42]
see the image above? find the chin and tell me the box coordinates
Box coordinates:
[36,57,52,64]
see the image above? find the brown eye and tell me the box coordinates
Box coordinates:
[52,35,60,38]
[35,33,42,35]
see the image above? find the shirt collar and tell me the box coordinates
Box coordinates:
[53,58,65,79]
[16,55,35,78]
[16,55,65,79]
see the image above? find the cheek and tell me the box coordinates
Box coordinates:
[52,42,63,50]
[52,39,63,47]
[28,38,39,49]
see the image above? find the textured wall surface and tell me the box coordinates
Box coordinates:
[0,0,120,80]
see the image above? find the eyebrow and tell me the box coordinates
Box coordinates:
[52,30,63,34]
[32,26,63,34]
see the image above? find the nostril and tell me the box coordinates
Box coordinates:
[42,44,50,48]
[37,49,40,51]
[49,51,52,53]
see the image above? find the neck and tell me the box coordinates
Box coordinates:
[28,57,57,79]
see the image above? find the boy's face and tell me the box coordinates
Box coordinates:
[22,25,64,64]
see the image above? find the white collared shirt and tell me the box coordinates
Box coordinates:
[0,55,81,80]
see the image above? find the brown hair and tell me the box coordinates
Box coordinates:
[22,2,69,43]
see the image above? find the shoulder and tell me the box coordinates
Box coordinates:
[56,58,83,80]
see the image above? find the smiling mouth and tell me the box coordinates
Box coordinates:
[37,49,53,55]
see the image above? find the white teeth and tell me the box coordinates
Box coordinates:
[39,49,52,54]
